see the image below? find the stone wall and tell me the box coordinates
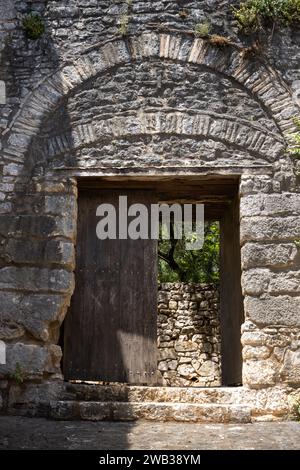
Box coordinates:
[157,283,221,387]
[0,0,300,420]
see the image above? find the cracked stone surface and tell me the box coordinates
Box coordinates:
[0,417,299,450]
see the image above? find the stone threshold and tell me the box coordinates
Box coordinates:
[49,401,252,423]
[5,383,290,423]
[62,383,241,404]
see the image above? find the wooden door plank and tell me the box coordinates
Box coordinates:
[64,190,158,384]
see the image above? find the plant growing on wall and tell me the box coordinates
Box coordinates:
[9,362,24,384]
[287,117,300,157]
[118,0,133,36]
[233,0,300,34]
[118,13,129,36]
[22,13,45,40]
[194,20,212,38]
[194,21,233,47]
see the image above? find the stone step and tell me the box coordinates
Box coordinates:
[61,384,240,404]
[49,400,252,423]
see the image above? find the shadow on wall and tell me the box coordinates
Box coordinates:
[0,2,136,447]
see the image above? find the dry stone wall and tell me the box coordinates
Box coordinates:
[157,283,221,387]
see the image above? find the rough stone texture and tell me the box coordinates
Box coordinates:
[241,320,300,388]
[0,343,62,379]
[1,417,300,450]
[0,0,300,422]
[240,216,300,243]
[157,283,221,387]
[2,381,299,423]
[49,401,252,423]
[0,291,72,342]
[241,243,298,269]
[244,296,300,327]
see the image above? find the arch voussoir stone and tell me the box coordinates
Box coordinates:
[2,32,300,173]
[45,110,284,162]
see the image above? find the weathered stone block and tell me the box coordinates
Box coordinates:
[268,271,300,294]
[242,269,300,295]
[8,381,63,408]
[243,359,277,387]
[243,345,271,360]
[241,216,300,243]
[0,215,76,240]
[3,239,75,268]
[174,341,198,352]
[168,300,177,310]
[280,349,300,385]
[239,175,273,195]
[241,330,267,347]
[130,33,159,60]
[244,295,300,327]
[35,181,70,194]
[242,269,270,295]
[241,243,298,269]
[0,292,70,341]
[168,360,178,370]
[158,361,168,372]
[45,195,76,216]
[0,0,15,20]
[158,349,176,361]
[177,364,196,378]
[3,163,23,176]
[0,343,62,379]
[0,267,74,293]
[240,193,300,217]
[0,322,25,341]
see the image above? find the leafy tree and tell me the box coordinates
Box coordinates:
[158,221,220,284]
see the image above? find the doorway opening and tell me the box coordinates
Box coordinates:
[157,220,221,387]
[60,176,244,387]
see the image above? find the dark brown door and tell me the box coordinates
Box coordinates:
[63,190,158,384]
[220,193,244,386]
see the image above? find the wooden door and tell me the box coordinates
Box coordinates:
[63,190,158,384]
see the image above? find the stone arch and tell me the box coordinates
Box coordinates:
[43,110,284,164]
[2,32,300,170]
[1,32,300,388]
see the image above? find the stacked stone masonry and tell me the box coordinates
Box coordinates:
[157,283,221,387]
[0,1,300,420]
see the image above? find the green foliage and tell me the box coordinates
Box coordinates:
[194,21,232,46]
[118,13,129,36]
[22,13,45,40]
[294,238,300,248]
[194,20,212,38]
[158,222,220,284]
[233,0,300,33]
[10,362,24,384]
[287,116,300,157]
